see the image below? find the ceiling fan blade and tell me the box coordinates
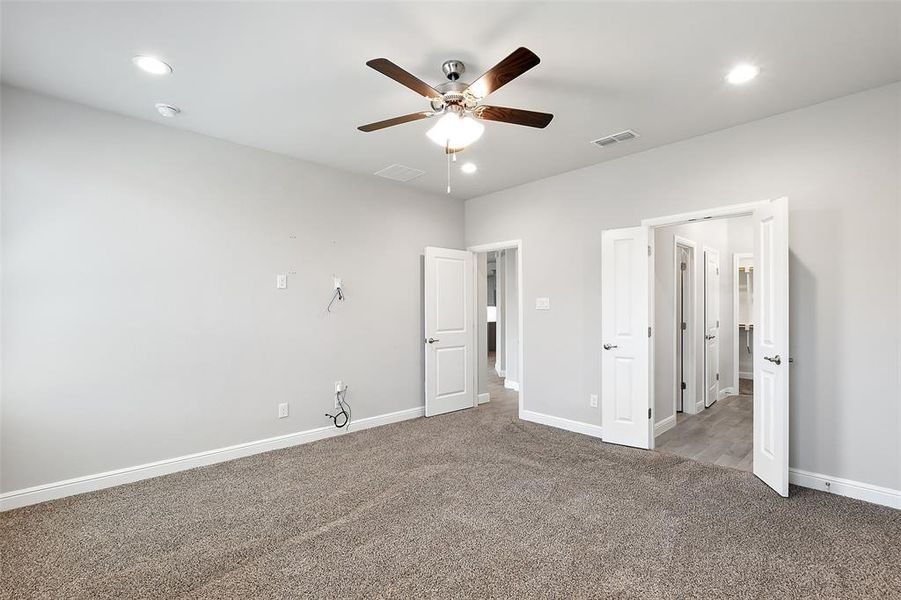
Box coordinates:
[357,111,434,132]
[473,105,553,128]
[366,58,443,100]
[465,47,541,100]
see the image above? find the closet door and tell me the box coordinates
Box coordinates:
[601,226,652,449]
[703,248,720,408]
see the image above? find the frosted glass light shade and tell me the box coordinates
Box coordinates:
[426,113,484,150]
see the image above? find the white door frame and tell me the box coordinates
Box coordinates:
[467,239,524,417]
[733,252,754,389]
[645,201,769,434]
[673,236,699,417]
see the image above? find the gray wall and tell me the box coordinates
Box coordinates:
[466,83,901,490]
[1,86,464,492]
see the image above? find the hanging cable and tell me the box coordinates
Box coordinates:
[325,386,351,429]
[327,286,344,312]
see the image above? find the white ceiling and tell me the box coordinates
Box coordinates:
[3,2,900,200]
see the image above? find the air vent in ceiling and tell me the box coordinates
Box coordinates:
[374,164,425,182]
[590,129,640,148]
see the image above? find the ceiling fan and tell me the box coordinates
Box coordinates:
[357,47,553,152]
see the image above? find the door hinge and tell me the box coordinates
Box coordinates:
[648,408,652,419]
[680,261,687,271]
[648,245,652,256]
[681,382,686,390]
[716,373,720,381]
[681,322,687,331]
[716,267,720,275]
[648,326,652,337]
[716,319,720,328]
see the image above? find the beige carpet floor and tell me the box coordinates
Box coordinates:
[2,385,899,599]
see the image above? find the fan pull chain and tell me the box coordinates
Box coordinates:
[446,141,451,194]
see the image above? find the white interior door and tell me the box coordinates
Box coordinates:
[424,247,475,417]
[676,246,690,413]
[753,198,790,496]
[704,248,720,408]
[601,226,651,449]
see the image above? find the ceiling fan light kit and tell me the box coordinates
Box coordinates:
[358,47,553,192]
[426,110,485,151]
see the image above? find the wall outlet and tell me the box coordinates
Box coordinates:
[535,297,550,310]
[276,274,287,289]
[334,381,343,409]
[590,394,598,408]
[278,402,289,419]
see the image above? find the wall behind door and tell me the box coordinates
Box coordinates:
[1,86,464,493]
[465,83,901,491]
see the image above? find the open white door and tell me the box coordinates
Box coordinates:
[704,248,721,408]
[424,247,475,417]
[753,198,790,496]
[601,226,652,449]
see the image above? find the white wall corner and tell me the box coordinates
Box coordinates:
[789,468,901,510]
[520,410,603,439]
[478,392,490,405]
[0,405,425,512]
[503,379,520,391]
[654,415,677,437]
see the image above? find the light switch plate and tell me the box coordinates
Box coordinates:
[276,274,287,289]
[590,394,598,408]
[535,297,550,310]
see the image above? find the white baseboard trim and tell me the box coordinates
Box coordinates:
[717,387,736,400]
[789,468,900,510]
[495,366,506,377]
[654,415,677,437]
[503,379,520,391]
[520,409,603,439]
[478,392,490,405]
[0,406,424,512]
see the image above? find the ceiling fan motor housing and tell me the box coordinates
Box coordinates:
[441,59,466,81]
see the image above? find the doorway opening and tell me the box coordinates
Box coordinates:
[422,241,523,419]
[483,251,519,409]
[652,215,755,472]
[470,240,523,416]
[599,198,789,496]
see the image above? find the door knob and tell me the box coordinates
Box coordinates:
[603,343,618,350]
[426,338,440,344]
[764,354,781,365]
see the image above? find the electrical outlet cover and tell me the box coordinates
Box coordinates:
[278,402,289,418]
[590,394,598,408]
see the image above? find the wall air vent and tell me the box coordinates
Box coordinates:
[590,129,640,148]
[374,164,425,182]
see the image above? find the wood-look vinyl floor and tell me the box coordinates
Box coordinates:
[486,352,518,407]
[655,379,754,472]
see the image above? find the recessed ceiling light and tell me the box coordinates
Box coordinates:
[155,103,180,118]
[132,55,172,75]
[726,63,760,85]
[461,162,477,174]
